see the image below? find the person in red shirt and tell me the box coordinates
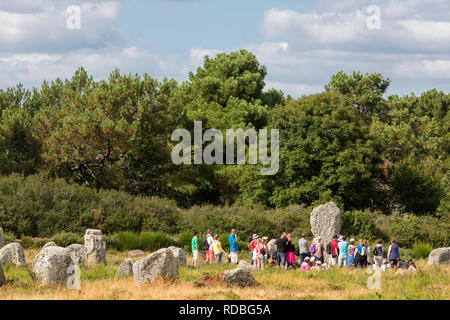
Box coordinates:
[328,234,339,267]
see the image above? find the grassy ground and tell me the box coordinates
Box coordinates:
[0,249,448,300]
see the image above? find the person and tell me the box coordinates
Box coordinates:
[275,233,289,269]
[337,235,349,268]
[248,234,259,265]
[354,239,368,268]
[372,239,384,269]
[229,229,238,265]
[365,240,372,265]
[300,257,311,271]
[191,231,199,267]
[286,234,296,268]
[348,238,356,267]
[314,236,325,263]
[204,230,214,264]
[212,234,228,264]
[328,234,339,267]
[387,238,400,267]
[407,259,416,272]
[254,238,265,270]
[298,233,310,265]
[262,237,269,263]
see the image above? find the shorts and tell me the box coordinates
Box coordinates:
[192,250,198,260]
[338,255,348,266]
[206,249,214,261]
[230,251,238,263]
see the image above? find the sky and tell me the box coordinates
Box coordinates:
[0,0,449,97]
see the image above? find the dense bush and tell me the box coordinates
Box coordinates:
[0,173,447,250]
[390,215,422,248]
[53,232,84,247]
[341,210,384,241]
[105,231,175,252]
[2,231,16,244]
[413,242,434,259]
[19,234,35,249]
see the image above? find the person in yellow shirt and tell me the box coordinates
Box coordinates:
[212,234,228,264]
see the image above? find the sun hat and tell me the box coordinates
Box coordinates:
[317,261,322,265]
[252,234,259,240]
[304,257,310,261]
[310,256,316,261]
[262,236,268,240]
[350,238,355,242]
[338,236,343,241]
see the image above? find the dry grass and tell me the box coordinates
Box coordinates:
[0,249,448,300]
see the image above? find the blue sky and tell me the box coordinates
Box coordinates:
[0,0,449,96]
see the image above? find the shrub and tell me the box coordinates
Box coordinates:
[176,231,194,252]
[413,242,434,259]
[105,231,175,252]
[341,210,382,241]
[390,214,422,248]
[3,231,16,244]
[53,232,84,247]
[19,234,35,249]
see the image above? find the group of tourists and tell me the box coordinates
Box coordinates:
[191,230,417,272]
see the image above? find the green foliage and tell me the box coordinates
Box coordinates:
[341,211,383,241]
[0,51,448,235]
[52,232,84,247]
[388,163,443,215]
[176,231,194,251]
[3,231,16,244]
[105,231,175,252]
[413,242,434,259]
[19,234,35,249]
[239,92,382,209]
[390,215,422,248]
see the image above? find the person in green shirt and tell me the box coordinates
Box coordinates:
[191,231,199,267]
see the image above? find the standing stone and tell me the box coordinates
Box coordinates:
[427,247,450,265]
[42,242,57,249]
[0,263,4,286]
[310,202,342,262]
[223,268,256,287]
[168,246,187,267]
[66,244,88,265]
[133,248,179,284]
[0,242,26,266]
[33,246,73,285]
[84,229,106,264]
[237,260,254,272]
[267,239,277,257]
[116,258,134,277]
[128,250,145,257]
[0,227,4,249]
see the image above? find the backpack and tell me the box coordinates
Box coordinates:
[248,240,256,252]
[201,237,210,250]
[326,242,332,255]
[309,243,316,254]
[360,246,367,256]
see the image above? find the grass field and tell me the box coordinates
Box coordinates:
[0,249,448,300]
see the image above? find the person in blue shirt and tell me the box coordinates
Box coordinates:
[354,239,368,268]
[229,229,238,265]
[337,235,349,267]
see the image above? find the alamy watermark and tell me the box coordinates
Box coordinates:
[171,121,279,175]
[366,5,381,30]
[67,5,81,30]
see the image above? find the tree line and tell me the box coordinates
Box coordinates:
[0,50,448,217]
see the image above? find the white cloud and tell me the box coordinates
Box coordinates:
[0,1,125,53]
[0,48,183,88]
[393,59,450,79]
